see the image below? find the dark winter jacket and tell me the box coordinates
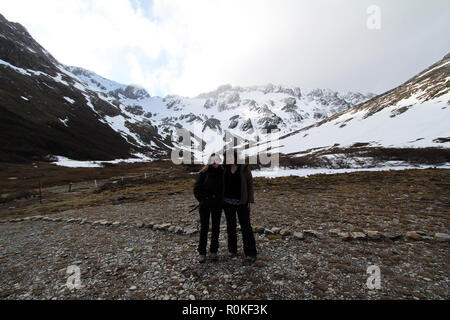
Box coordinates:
[193,165,224,207]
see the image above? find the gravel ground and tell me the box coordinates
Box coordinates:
[0,217,448,300]
[1,169,448,300]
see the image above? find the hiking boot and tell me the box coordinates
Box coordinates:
[246,255,257,263]
[198,255,207,263]
[210,253,218,261]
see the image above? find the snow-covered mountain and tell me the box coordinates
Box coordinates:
[0,13,375,162]
[69,66,377,159]
[1,13,448,167]
[250,53,450,167]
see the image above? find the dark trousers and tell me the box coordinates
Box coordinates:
[224,202,257,257]
[198,204,222,255]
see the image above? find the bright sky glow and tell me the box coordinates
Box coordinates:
[2,0,449,97]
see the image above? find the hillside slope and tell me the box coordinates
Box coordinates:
[0,13,375,163]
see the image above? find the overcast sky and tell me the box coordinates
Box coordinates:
[2,0,449,97]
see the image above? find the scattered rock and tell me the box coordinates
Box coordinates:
[264,229,275,235]
[136,222,145,228]
[154,223,171,231]
[405,231,422,241]
[383,232,403,241]
[184,228,198,235]
[254,226,265,234]
[329,229,340,236]
[338,232,351,241]
[129,286,137,291]
[366,230,382,241]
[174,227,184,234]
[293,232,304,240]
[434,233,450,242]
[350,232,366,240]
[304,230,324,239]
[271,227,282,234]
[280,229,291,236]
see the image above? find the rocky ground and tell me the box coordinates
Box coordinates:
[0,168,449,300]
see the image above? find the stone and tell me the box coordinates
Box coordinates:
[174,227,183,234]
[405,231,422,241]
[168,226,176,233]
[366,230,382,241]
[329,229,341,236]
[154,223,171,231]
[264,229,275,235]
[293,232,304,240]
[304,230,324,239]
[136,222,145,228]
[129,286,137,291]
[338,232,351,241]
[271,227,282,234]
[383,232,403,241]
[112,221,121,227]
[280,229,291,236]
[100,220,111,226]
[434,233,450,242]
[145,222,154,229]
[184,228,198,235]
[351,232,367,240]
[254,226,265,234]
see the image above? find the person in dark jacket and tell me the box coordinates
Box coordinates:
[193,153,224,263]
[223,150,257,262]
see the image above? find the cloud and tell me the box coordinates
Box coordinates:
[2,0,449,97]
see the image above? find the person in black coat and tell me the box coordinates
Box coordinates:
[223,150,257,263]
[193,153,224,263]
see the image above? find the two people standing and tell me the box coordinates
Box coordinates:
[193,152,257,264]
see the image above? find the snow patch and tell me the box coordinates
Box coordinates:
[64,97,75,104]
[51,154,154,168]
[59,118,69,127]
[253,165,450,179]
